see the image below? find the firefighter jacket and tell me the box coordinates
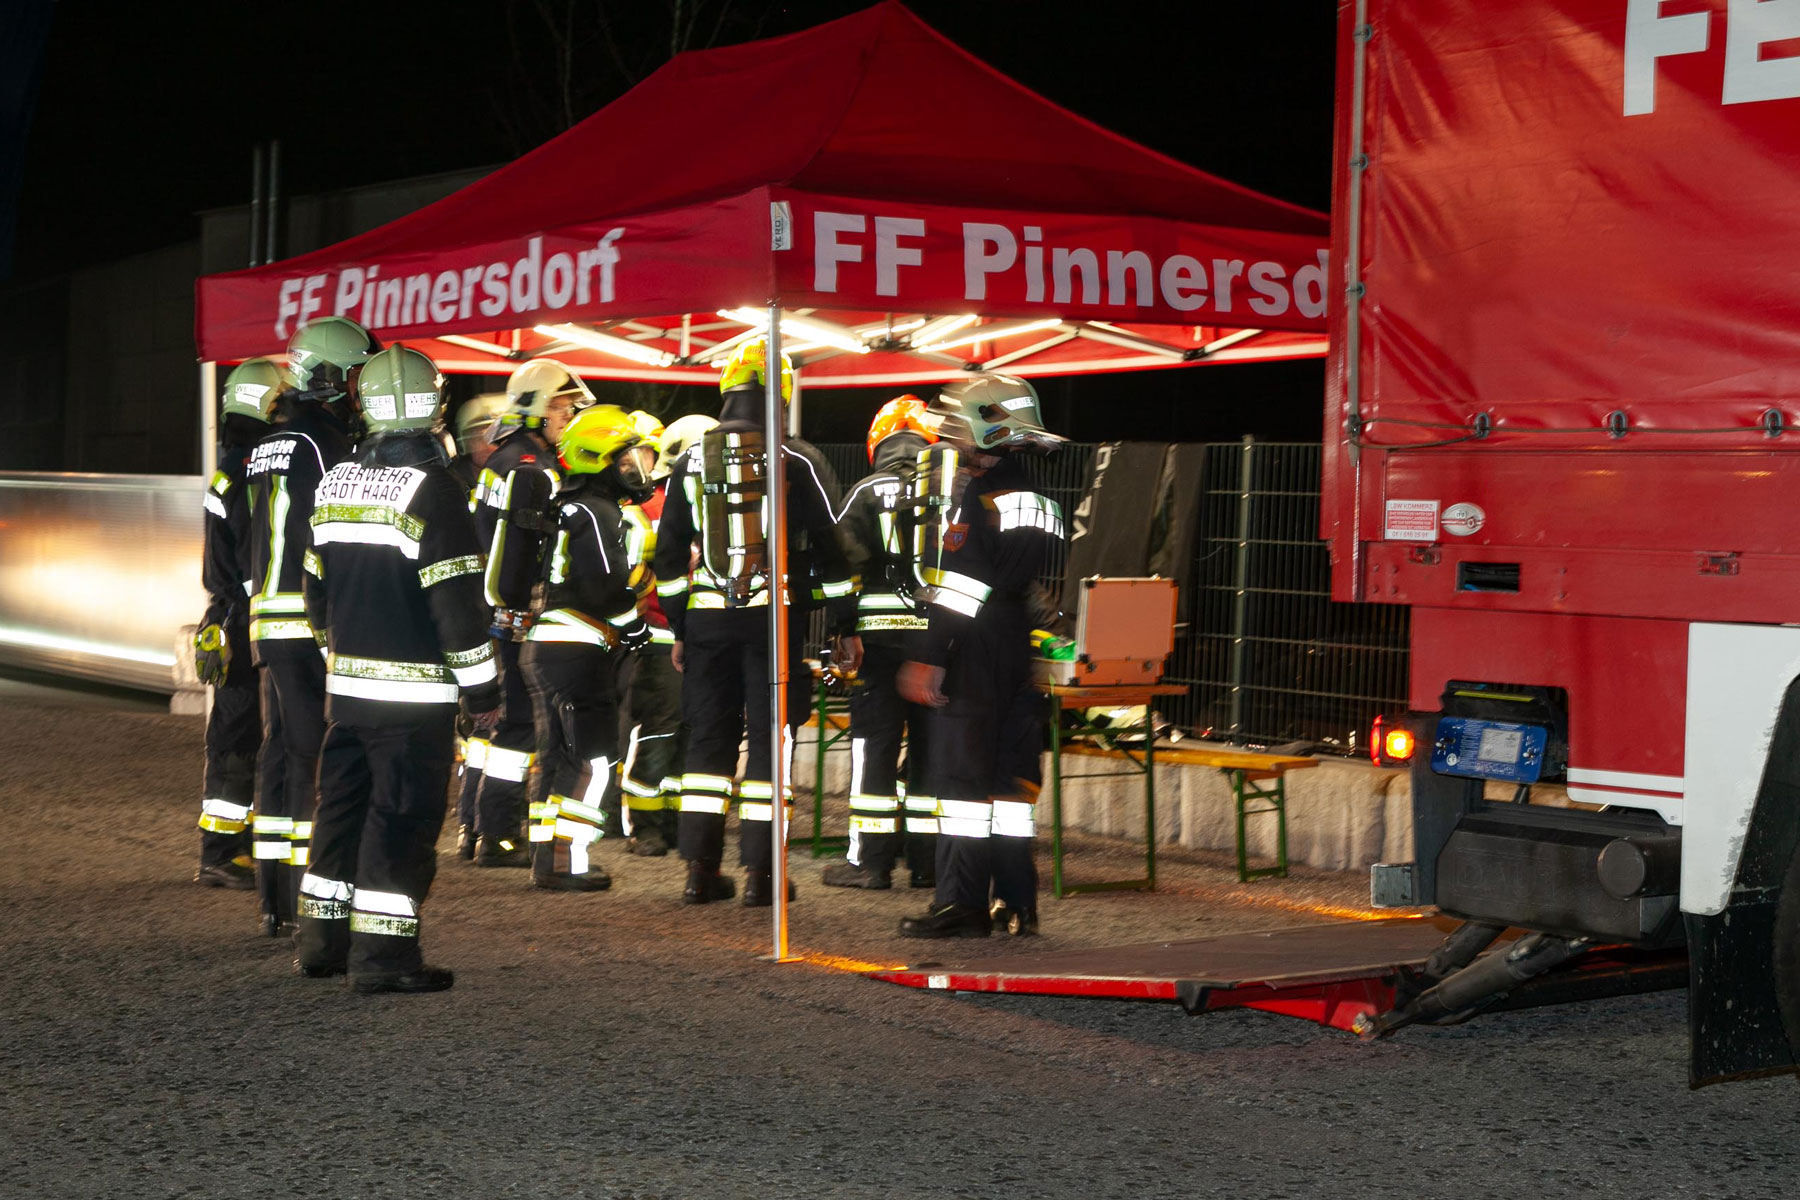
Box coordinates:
[477,429,559,612]
[651,420,850,643]
[912,447,1067,669]
[301,436,501,727]
[831,431,933,643]
[622,483,675,644]
[245,403,355,649]
[201,439,256,630]
[523,475,650,650]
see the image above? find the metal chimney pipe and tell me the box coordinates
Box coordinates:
[248,144,265,266]
[264,139,282,265]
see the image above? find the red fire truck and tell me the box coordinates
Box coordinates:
[1332,0,1800,1084]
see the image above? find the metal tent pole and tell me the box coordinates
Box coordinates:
[200,360,218,723]
[764,303,794,962]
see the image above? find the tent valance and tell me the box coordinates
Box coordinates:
[195,3,1328,382]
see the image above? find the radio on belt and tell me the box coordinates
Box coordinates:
[1430,716,1549,784]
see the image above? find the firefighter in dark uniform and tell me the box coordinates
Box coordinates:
[897,374,1066,938]
[446,393,508,497]
[653,338,853,906]
[446,393,509,852]
[461,360,595,868]
[508,406,656,890]
[245,316,374,936]
[192,358,282,890]
[822,396,942,891]
[293,345,500,992]
[605,410,696,857]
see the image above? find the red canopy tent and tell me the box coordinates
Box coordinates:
[194,1,1327,385]
[194,1,1329,957]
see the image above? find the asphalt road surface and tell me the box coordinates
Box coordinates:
[3,681,1796,1199]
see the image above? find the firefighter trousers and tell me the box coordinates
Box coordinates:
[847,638,936,875]
[609,645,683,842]
[295,713,455,976]
[928,599,1042,914]
[522,641,620,881]
[676,606,807,872]
[198,621,260,867]
[253,639,327,925]
[470,638,534,843]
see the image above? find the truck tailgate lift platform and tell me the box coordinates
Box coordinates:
[869,919,1686,1033]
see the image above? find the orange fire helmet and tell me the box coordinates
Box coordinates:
[866,394,938,463]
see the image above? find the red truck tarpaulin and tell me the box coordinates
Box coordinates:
[194,1,1328,383]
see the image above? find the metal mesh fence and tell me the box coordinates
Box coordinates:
[808,440,1407,755]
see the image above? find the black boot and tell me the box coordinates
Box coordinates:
[350,965,455,994]
[898,903,992,939]
[821,860,892,890]
[456,825,476,861]
[627,824,671,857]
[742,870,797,907]
[259,913,298,939]
[905,833,937,889]
[989,900,1039,936]
[683,860,736,904]
[195,861,255,890]
[532,864,613,892]
[474,835,531,868]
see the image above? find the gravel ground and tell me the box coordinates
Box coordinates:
[2,681,1797,1199]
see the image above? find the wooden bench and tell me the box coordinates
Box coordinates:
[1048,715,1316,888]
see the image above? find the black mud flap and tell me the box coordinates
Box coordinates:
[1687,907,1798,1088]
[1689,675,1800,1087]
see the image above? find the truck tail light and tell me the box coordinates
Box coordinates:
[1372,714,1416,767]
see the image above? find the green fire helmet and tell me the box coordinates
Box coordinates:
[356,344,444,434]
[220,357,284,423]
[287,315,380,403]
[453,393,509,455]
[930,372,1065,455]
[495,358,595,435]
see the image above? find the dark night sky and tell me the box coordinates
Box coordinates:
[11,0,1338,442]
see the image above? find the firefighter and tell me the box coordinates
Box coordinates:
[245,316,375,936]
[191,358,282,890]
[594,411,673,855]
[446,392,510,852]
[822,396,941,891]
[897,374,1066,939]
[460,360,594,867]
[609,412,716,856]
[653,339,851,906]
[515,405,655,890]
[293,345,499,991]
[447,393,509,496]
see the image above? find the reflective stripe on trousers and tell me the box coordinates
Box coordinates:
[937,798,992,839]
[990,799,1036,838]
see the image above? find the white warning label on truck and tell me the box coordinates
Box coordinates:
[1384,499,1440,542]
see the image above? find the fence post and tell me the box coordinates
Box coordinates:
[1227,436,1256,739]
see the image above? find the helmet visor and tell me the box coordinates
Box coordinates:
[617,445,657,491]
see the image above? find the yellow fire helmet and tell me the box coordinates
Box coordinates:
[557,404,642,476]
[628,409,665,444]
[718,336,793,402]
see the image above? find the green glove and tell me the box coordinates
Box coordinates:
[1031,629,1076,661]
[194,623,230,686]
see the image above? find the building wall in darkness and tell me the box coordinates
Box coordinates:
[0,166,494,474]
[0,276,70,469]
[62,242,202,473]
